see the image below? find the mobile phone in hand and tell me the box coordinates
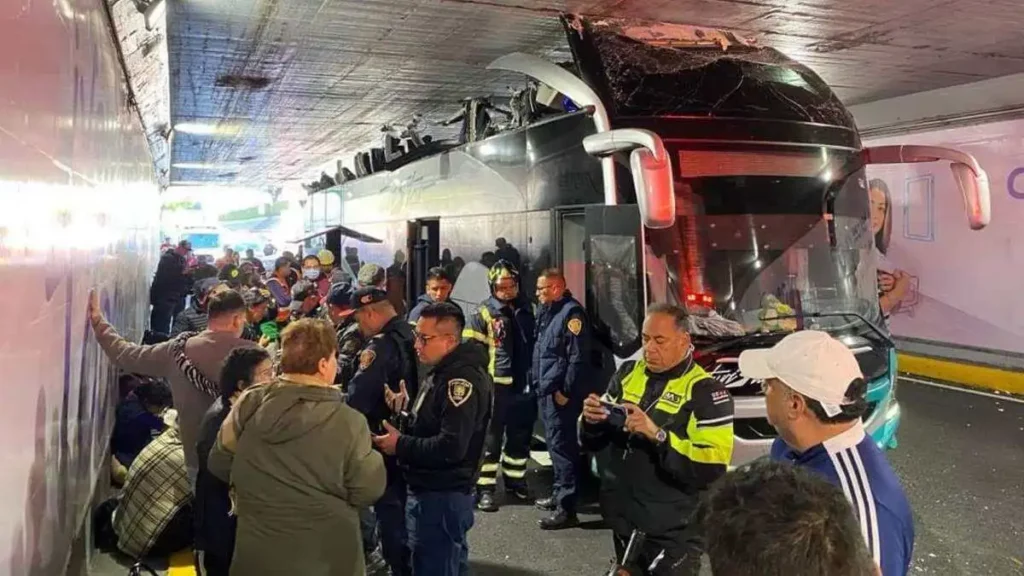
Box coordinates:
[600,400,628,428]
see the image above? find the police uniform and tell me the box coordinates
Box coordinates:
[396,340,493,575]
[581,356,735,576]
[463,292,536,502]
[532,291,589,520]
[346,288,418,576]
[335,317,364,388]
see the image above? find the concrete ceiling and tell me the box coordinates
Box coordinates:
[162,0,1024,186]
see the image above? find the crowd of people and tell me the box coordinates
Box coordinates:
[93,240,915,576]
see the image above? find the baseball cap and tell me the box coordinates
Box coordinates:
[350,286,388,310]
[357,263,385,287]
[738,330,864,418]
[289,280,319,311]
[326,282,355,312]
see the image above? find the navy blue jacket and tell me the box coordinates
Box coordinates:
[771,425,915,576]
[463,295,535,391]
[347,316,419,433]
[532,292,589,399]
[407,294,433,325]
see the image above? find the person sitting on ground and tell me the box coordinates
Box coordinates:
[195,347,274,576]
[208,318,386,576]
[112,411,193,561]
[739,330,914,576]
[110,378,173,485]
[90,289,259,484]
[696,459,879,576]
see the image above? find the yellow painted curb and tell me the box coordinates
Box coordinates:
[168,549,197,576]
[897,353,1024,396]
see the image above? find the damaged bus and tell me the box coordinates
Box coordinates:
[302,15,990,464]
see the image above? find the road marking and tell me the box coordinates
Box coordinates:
[897,353,1024,396]
[900,376,1024,404]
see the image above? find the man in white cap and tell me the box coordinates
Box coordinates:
[738,330,914,576]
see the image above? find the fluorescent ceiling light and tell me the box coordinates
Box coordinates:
[174,122,244,136]
[172,162,243,170]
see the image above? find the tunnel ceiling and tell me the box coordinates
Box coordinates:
[166,0,1024,186]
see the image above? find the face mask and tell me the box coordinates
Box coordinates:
[302,268,319,279]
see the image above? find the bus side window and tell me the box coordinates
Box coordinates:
[590,234,641,353]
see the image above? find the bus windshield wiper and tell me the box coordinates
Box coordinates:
[695,310,892,356]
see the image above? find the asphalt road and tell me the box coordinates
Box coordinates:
[92,379,1023,576]
[466,379,1024,576]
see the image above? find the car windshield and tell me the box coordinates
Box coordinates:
[645,147,882,341]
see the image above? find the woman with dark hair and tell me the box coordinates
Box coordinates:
[195,347,274,576]
[868,179,911,317]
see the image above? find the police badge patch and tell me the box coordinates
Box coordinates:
[567,317,583,336]
[359,349,376,371]
[447,378,473,407]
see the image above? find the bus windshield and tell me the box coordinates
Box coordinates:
[184,232,220,250]
[645,148,882,340]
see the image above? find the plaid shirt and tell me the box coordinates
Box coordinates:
[114,425,191,559]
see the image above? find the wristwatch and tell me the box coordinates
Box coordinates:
[655,428,668,444]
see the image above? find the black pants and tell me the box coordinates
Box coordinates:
[612,530,701,576]
[478,385,537,493]
[202,551,231,576]
[147,504,193,558]
[150,299,176,335]
[376,470,410,576]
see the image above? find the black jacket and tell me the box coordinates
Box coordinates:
[150,250,188,303]
[406,294,434,326]
[397,342,493,492]
[532,292,589,399]
[581,357,734,538]
[335,317,365,388]
[194,398,235,563]
[347,316,418,433]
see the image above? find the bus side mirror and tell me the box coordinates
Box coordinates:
[863,145,991,230]
[583,129,676,229]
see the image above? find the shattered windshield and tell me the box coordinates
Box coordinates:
[581,18,854,126]
[645,147,882,340]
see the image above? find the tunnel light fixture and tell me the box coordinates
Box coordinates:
[174,121,244,136]
[172,162,243,170]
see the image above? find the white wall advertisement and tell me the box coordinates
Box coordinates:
[864,118,1024,355]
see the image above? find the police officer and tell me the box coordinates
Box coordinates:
[347,287,418,576]
[532,268,589,530]
[407,267,454,325]
[463,260,536,512]
[581,303,734,576]
[372,302,492,576]
[324,282,364,388]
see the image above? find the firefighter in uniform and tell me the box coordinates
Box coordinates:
[463,260,536,512]
[347,287,418,576]
[372,301,493,576]
[581,303,734,576]
[532,268,589,530]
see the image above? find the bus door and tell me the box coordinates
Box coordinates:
[583,204,645,379]
[406,218,440,303]
[554,208,587,307]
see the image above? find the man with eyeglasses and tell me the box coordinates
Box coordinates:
[532,268,590,530]
[373,302,493,576]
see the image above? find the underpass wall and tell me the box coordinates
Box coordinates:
[0,1,159,574]
[861,117,1024,396]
